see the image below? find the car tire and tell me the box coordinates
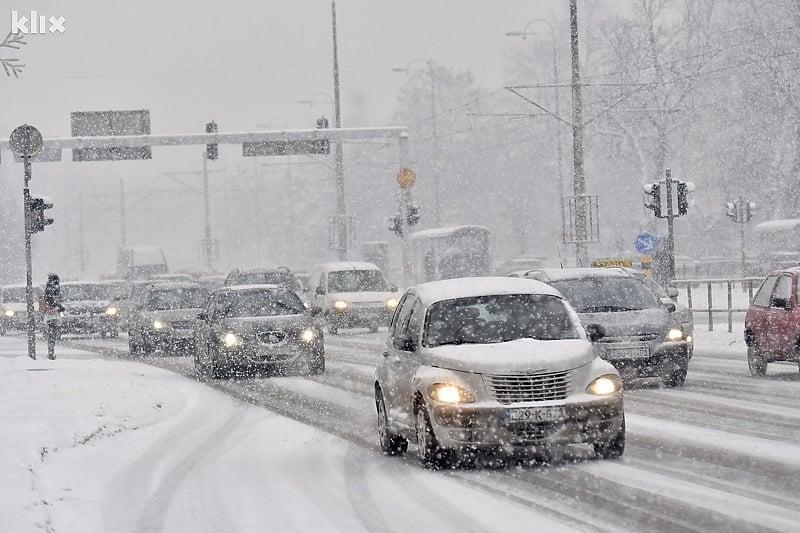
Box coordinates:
[747,345,767,377]
[663,364,688,388]
[415,404,454,469]
[308,351,325,375]
[328,323,339,335]
[368,322,379,333]
[128,337,141,355]
[100,330,107,339]
[594,415,626,460]
[375,389,408,456]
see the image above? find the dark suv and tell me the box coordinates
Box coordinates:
[744,268,800,376]
[520,268,692,387]
[223,267,304,293]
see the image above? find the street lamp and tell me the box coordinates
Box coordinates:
[506,19,564,202]
[392,58,441,227]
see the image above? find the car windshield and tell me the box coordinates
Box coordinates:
[237,272,296,286]
[61,285,109,301]
[423,293,580,347]
[147,287,209,311]
[549,277,660,312]
[216,289,305,318]
[328,270,388,292]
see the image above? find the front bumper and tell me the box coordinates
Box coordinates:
[427,394,624,451]
[143,328,196,352]
[213,339,323,371]
[328,306,392,328]
[597,341,690,379]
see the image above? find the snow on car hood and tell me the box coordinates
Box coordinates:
[426,338,595,374]
[577,308,674,337]
[218,315,312,334]
[142,308,203,323]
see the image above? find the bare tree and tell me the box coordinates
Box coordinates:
[0,31,26,77]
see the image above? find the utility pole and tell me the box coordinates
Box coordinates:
[665,168,676,283]
[569,0,588,267]
[332,0,347,260]
[202,152,213,272]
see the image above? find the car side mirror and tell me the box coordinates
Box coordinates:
[389,284,398,292]
[772,297,791,310]
[395,333,416,352]
[315,286,325,296]
[667,287,679,300]
[659,297,677,313]
[585,323,606,342]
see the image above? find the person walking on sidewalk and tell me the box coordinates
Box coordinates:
[39,273,65,360]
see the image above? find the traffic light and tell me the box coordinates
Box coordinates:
[406,204,420,226]
[745,201,756,222]
[676,181,694,216]
[28,195,54,233]
[205,121,218,160]
[643,182,662,218]
[315,115,330,155]
[726,201,738,221]
[387,215,403,236]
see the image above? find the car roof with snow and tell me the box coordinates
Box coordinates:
[213,283,286,294]
[410,276,563,304]
[518,268,632,283]
[316,261,382,271]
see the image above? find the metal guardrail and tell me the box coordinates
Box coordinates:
[671,277,764,333]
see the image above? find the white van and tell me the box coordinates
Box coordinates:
[307,262,400,334]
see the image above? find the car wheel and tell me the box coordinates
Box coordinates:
[594,415,626,460]
[415,404,454,469]
[328,323,339,335]
[209,349,227,380]
[663,363,688,388]
[375,389,408,456]
[308,350,325,375]
[100,330,107,339]
[128,337,140,355]
[747,344,767,377]
[368,322,379,333]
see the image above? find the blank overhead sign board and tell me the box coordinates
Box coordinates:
[71,110,152,161]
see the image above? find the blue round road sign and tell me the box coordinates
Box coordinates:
[634,232,661,254]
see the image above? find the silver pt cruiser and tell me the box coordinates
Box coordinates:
[374,277,625,469]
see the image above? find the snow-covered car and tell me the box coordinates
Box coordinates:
[521,268,692,387]
[374,277,625,469]
[193,284,325,378]
[58,282,118,338]
[223,267,304,293]
[127,282,210,355]
[1,284,40,334]
[307,261,400,334]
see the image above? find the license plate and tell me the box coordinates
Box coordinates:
[604,344,650,360]
[507,406,565,423]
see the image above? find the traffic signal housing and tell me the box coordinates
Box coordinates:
[205,121,218,160]
[676,180,695,216]
[315,116,330,155]
[745,201,756,222]
[406,204,420,226]
[387,215,403,236]
[643,182,663,218]
[28,195,54,233]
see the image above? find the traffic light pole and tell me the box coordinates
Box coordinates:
[202,152,213,272]
[23,156,36,360]
[665,169,676,284]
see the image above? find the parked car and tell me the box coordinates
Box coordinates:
[127,283,209,355]
[306,261,400,334]
[58,281,118,338]
[520,268,691,387]
[744,267,800,376]
[374,277,624,469]
[193,284,324,378]
[223,267,304,292]
[1,284,40,334]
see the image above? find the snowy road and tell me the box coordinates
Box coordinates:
[57,328,800,533]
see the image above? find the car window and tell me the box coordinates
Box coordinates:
[423,294,580,347]
[406,301,425,340]
[147,287,209,311]
[548,277,660,312]
[216,289,305,318]
[389,294,414,338]
[61,285,109,301]
[752,275,778,307]
[772,275,792,307]
[327,270,388,292]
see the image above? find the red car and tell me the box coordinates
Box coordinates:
[744,268,800,376]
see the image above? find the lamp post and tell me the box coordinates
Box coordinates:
[392,58,441,227]
[331,0,348,260]
[505,19,564,201]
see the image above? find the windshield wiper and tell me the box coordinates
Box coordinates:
[578,305,638,312]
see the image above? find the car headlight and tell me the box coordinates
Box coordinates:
[686,335,693,344]
[4,309,15,318]
[385,297,399,310]
[333,300,349,311]
[105,306,118,316]
[427,383,475,404]
[152,320,170,331]
[586,375,623,395]
[221,332,242,348]
[299,328,316,342]
[666,327,684,342]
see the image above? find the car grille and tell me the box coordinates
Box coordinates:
[171,320,195,329]
[602,332,659,343]
[257,331,287,344]
[484,371,572,404]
